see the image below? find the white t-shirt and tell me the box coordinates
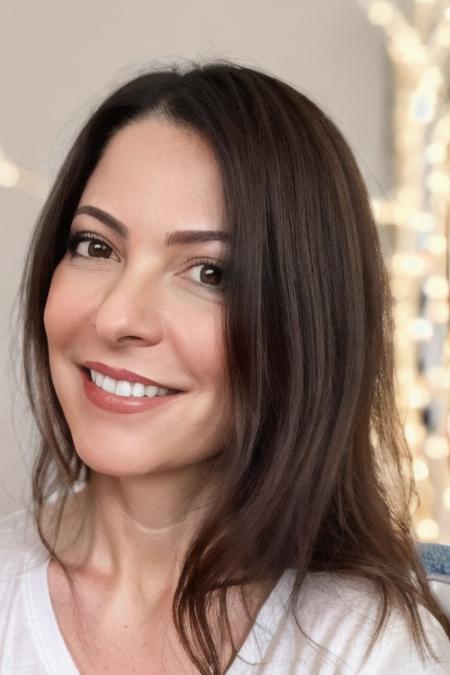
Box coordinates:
[1,508,449,674]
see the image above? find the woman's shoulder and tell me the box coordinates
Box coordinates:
[243,569,450,673]
[315,570,450,671]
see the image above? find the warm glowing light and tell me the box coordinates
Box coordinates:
[394,329,410,351]
[408,318,433,341]
[422,66,444,90]
[423,276,449,300]
[398,117,420,139]
[424,234,447,256]
[368,1,394,26]
[370,197,382,220]
[395,303,415,325]
[396,186,418,205]
[414,457,430,482]
[410,92,435,124]
[425,366,447,388]
[0,148,48,198]
[370,198,398,224]
[391,253,427,276]
[424,435,449,460]
[397,368,415,389]
[392,199,416,226]
[0,161,19,188]
[405,423,427,449]
[408,212,434,232]
[427,170,450,194]
[444,488,450,510]
[436,23,450,48]
[425,143,447,164]
[390,28,427,64]
[390,278,412,300]
[428,301,449,323]
[417,519,439,542]
[408,382,432,408]
[360,0,450,542]
[434,115,450,137]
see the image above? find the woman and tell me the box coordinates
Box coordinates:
[0,61,449,674]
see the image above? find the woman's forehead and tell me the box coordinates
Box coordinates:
[78,117,225,236]
[98,117,220,181]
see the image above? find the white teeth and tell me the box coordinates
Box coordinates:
[102,376,116,394]
[92,370,105,387]
[115,380,132,397]
[89,369,175,398]
[131,382,145,397]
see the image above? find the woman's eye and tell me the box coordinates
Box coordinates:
[65,231,117,260]
[187,261,225,291]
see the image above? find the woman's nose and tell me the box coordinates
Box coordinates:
[90,269,165,346]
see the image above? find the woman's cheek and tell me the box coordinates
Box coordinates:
[44,269,81,348]
[44,271,65,345]
[181,312,226,379]
[44,266,96,341]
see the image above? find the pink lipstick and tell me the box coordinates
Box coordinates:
[80,367,184,415]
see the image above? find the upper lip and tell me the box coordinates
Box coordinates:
[82,361,181,390]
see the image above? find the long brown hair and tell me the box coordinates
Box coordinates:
[17,61,450,673]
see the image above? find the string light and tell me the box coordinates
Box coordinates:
[417,518,440,541]
[425,365,449,388]
[408,319,434,342]
[425,143,448,163]
[444,487,450,509]
[390,252,427,276]
[368,2,395,26]
[0,145,49,199]
[428,301,449,323]
[360,0,450,544]
[424,234,447,256]
[423,276,449,300]
[424,435,449,460]
[413,457,430,481]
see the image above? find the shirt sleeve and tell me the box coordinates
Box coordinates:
[357,604,450,673]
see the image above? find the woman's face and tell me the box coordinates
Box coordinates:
[44,117,232,477]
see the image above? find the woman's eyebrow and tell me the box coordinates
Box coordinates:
[165,230,230,246]
[73,205,230,246]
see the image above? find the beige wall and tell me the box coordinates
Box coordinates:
[0,0,391,517]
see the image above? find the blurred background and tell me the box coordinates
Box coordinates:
[0,0,449,543]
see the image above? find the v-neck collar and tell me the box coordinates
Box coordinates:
[24,555,293,674]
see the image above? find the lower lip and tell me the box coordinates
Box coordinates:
[81,368,184,414]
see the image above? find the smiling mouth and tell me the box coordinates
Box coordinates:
[79,365,184,415]
[80,366,183,399]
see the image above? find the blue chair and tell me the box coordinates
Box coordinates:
[418,543,450,619]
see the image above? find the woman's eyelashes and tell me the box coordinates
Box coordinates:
[65,230,226,292]
[66,230,118,261]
